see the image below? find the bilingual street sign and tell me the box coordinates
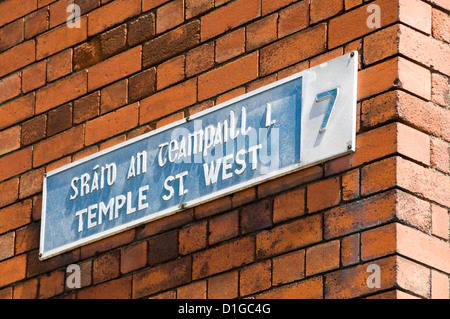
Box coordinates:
[40,52,358,260]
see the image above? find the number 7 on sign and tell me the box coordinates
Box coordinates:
[315,88,339,133]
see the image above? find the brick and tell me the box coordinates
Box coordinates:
[157,55,185,90]
[93,251,120,284]
[179,220,207,255]
[431,73,449,107]
[0,19,23,52]
[73,39,102,72]
[78,277,132,299]
[278,1,309,38]
[127,12,155,47]
[177,280,207,299]
[239,260,271,296]
[186,0,214,19]
[133,256,191,298]
[431,138,450,174]
[400,0,432,35]
[361,223,396,261]
[73,92,100,124]
[260,23,326,76]
[261,0,296,16]
[341,169,359,201]
[0,94,33,130]
[328,0,398,49]
[341,233,360,266]
[201,0,260,41]
[272,249,305,286]
[246,13,277,52]
[207,271,238,299]
[156,0,184,34]
[0,148,32,182]
[0,72,21,104]
[257,214,322,258]
[88,0,141,37]
[49,0,72,28]
[431,270,449,299]
[100,80,128,114]
[363,25,399,66]
[0,200,32,235]
[360,157,396,196]
[33,125,84,167]
[100,24,127,57]
[241,199,272,234]
[0,232,14,261]
[142,0,168,11]
[198,52,258,100]
[47,49,72,82]
[36,17,87,59]
[0,0,37,27]
[36,71,87,114]
[74,0,101,14]
[324,190,396,239]
[0,126,20,157]
[14,222,40,254]
[148,231,178,265]
[22,114,46,146]
[19,167,45,199]
[397,157,450,208]
[185,42,215,77]
[208,210,239,245]
[120,241,147,274]
[128,68,159,105]
[432,8,450,43]
[13,279,38,299]
[256,277,323,299]
[0,255,27,288]
[432,204,448,241]
[85,103,138,145]
[47,103,72,136]
[38,269,65,299]
[345,0,362,10]
[192,236,255,279]
[88,46,141,91]
[273,188,305,223]
[395,190,431,233]
[307,177,340,213]
[310,0,343,24]
[306,240,340,276]
[0,178,19,208]
[140,78,197,123]
[22,61,46,93]
[24,7,49,39]
[216,28,245,63]
[143,20,200,68]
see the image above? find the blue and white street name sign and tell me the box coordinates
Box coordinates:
[40,52,358,260]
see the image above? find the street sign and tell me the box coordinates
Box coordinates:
[40,52,358,260]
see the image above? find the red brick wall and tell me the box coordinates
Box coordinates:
[0,0,449,299]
